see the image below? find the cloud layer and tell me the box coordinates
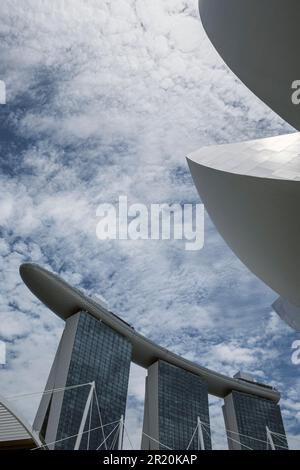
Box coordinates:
[0,0,299,449]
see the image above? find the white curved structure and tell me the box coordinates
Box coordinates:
[199,0,300,130]
[188,133,300,315]
[20,263,279,402]
[189,2,300,330]
[0,394,43,449]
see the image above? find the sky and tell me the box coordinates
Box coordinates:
[0,0,299,450]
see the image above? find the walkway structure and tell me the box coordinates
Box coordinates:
[0,394,43,450]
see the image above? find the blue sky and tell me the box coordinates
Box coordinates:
[0,0,299,449]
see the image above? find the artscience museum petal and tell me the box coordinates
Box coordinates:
[190,2,300,331]
[188,132,300,319]
[199,0,300,130]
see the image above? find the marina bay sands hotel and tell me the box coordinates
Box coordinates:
[17,263,288,451]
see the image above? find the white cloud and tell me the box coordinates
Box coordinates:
[0,0,298,449]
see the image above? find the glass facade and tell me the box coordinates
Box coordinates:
[157,361,212,450]
[227,391,288,450]
[55,312,132,450]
